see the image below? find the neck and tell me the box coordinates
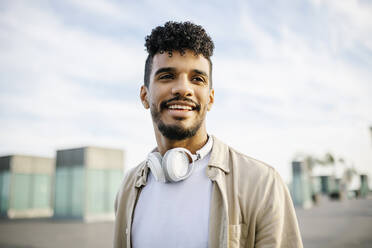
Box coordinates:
[154,125,209,156]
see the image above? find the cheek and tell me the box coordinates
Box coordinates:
[147,89,159,104]
[199,91,212,104]
[149,93,166,111]
[149,85,168,102]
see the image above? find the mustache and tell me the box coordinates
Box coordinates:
[160,96,201,111]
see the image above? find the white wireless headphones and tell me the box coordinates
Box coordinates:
[147,136,213,183]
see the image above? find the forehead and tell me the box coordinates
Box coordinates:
[151,50,210,76]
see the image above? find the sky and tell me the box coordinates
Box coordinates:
[0,0,371,182]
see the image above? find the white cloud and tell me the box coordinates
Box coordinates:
[208,0,372,181]
[0,1,145,85]
[311,0,372,51]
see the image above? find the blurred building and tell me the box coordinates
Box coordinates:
[0,155,55,218]
[312,164,338,195]
[54,146,124,222]
[291,161,313,208]
[359,174,369,198]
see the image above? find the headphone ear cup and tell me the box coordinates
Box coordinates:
[162,149,192,182]
[147,152,165,182]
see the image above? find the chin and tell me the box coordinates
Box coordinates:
[157,121,202,140]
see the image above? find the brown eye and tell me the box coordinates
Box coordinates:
[159,74,174,80]
[192,76,204,82]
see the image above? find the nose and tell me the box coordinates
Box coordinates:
[171,74,193,97]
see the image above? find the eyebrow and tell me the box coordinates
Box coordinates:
[193,69,208,78]
[154,67,209,78]
[154,67,176,76]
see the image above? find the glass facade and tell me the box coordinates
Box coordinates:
[0,172,10,215]
[32,174,51,209]
[12,174,31,210]
[54,167,123,218]
[54,166,84,217]
[10,173,52,211]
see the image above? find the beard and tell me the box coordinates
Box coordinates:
[157,120,202,140]
[150,97,206,141]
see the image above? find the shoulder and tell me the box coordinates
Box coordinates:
[231,147,284,193]
[117,161,146,194]
[115,161,147,211]
[211,135,280,182]
[210,136,284,188]
[230,146,278,177]
[220,140,290,208]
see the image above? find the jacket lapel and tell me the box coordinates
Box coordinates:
[207,136,230,248]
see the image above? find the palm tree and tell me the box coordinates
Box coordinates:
[317,152,335,166]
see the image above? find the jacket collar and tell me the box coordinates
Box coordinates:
[135,162,149,188]
[135,135,230,187]
[207,135,230,174]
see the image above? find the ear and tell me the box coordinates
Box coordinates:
[207,88,214,111]
[140,85,150,109]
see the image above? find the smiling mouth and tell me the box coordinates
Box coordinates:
[167,104,195,111]
[161,97,200,112]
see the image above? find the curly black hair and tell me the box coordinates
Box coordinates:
[143,21,215,88]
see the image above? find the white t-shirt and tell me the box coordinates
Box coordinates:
[131,151,212,248]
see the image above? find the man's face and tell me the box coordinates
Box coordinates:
[140,50,214,140]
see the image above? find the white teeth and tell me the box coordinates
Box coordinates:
[168,105,192,110]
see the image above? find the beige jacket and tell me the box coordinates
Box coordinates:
[114,136,303,248]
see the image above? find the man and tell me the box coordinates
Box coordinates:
[114,21,303,248]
